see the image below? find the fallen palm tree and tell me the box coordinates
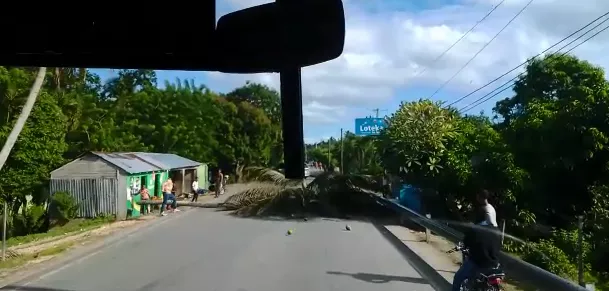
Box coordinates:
[136,168,390,218]
[219,167,389,217]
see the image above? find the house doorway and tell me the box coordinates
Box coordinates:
[154,173,162,197]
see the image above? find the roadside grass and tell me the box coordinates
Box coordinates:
[7,216,115,248]
[0,241,76,269]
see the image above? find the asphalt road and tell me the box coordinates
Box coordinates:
[5,209,435,291]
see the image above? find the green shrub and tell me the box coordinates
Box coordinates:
[503,239,526,253]
[49,192,79,223]
[11,205,48,236]
[522,239,578,280]
[551,228,592,267]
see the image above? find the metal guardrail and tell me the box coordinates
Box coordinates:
[375,196,588,291]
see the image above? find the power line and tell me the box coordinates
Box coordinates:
[459,18,609,112]
[459,22,609,113]
[411,0,507,80]
[430,0,534,99]
[445,11,609,108]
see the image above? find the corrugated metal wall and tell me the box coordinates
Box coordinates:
[50,178,118,218]
[197,164,209,189]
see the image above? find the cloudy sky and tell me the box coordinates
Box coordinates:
[92,0,609,144]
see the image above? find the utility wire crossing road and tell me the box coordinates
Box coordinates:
[3,208,436,291]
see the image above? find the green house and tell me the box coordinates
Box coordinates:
[50,151,207,220]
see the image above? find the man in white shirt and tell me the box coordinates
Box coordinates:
[459,189,498,263]
[476,189,498,227]
[191,178,200,202]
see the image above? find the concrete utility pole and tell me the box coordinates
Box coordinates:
[327,139,331,171]
[340,128,344,174]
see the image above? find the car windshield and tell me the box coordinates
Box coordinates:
[0,1,608,291]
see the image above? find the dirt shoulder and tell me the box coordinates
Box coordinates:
[383,223,527,291]
[0,214,161,280]
[0,184,251,281]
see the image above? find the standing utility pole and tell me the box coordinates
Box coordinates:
[340,128,344,174]
[327,139,331,171]
[578,216,585,287]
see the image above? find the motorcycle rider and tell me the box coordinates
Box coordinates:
[452,191,502,290]
[477,189,498,227]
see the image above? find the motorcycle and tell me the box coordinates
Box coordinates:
[447,242,505,291]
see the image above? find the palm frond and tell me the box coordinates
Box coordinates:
[223,181,312,216]
[240,166,302,187]
[224,169,390,218]
[223,182,284,210]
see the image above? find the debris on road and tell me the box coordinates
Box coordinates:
[345,225,351,231]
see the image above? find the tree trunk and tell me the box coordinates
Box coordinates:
[78,68,87,82]
[0,67,46,173]
[53,67,61,90]
[138,200,224,208]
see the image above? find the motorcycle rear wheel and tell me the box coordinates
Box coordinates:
[459,279,501,291]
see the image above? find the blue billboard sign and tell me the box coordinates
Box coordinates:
[355,118,386,136]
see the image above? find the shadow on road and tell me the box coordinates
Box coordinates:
[326,271,429,284]
[0,286,75,291]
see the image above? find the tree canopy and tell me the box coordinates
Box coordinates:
[0,68,284,207]
[302,54,609,288]
[4,52,609,288]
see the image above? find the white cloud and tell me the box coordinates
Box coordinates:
[210,0,609,138]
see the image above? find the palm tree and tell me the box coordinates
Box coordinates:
[0,67,46,261]
[0,67,47,172]
[51,67,86,91]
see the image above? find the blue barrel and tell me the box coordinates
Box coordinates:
[396,184,422,214]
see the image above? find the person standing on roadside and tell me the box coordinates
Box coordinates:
[215,169,224,198]
[222,174,228,194]
[160,178,180,216]
[140,185,150,214]
[191,177,200,202]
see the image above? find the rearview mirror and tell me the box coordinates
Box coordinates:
[0,0,345,73]
[215,0,346,73]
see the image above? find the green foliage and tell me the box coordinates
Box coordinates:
[0,68,68,205]
[12,205,48,236]
[379,99,457,178]
[551,229,592,266]
[522,240,578,280]
[369,54,609,286]
[495,54,609,223]
[49,192,79,223]
[0,67,286,241]
[307,133,382,175]
[5,53,609,287]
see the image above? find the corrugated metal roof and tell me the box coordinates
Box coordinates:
[131,153,170,169]
[92,152,163,174]
[89,152,201,174]
[134,152,201,170]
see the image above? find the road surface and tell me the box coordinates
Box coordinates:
[4,208,435,291]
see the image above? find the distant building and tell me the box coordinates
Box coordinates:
[50,152,208,220]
